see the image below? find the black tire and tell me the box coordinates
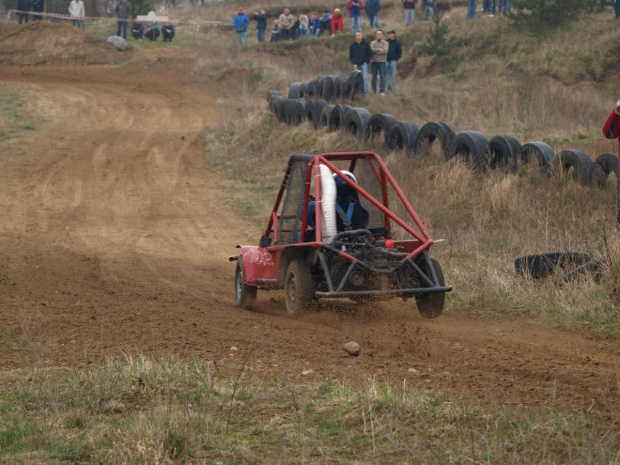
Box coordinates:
[514,252,591,280]
[320,75,338,101]
[344,71,363,100]
[284,259,314,318]
[288,82,302,99]
[305,99,328,128]
[267,90,281,109]
[328,104,352,132]
[415,121,455,160]
[488,135,521,173]
[519,142,556,176]
[235,258,257,309]
[562,257,606,283]
[343,107,371,138]
[283,99,307,126]
[306,78,322,99]
[335,75,347,100]
[558,149,595,187]
[593,153,619,188]
[319,104,335,129]
[298,82,308,98]
[415,258,446,318]
[386,121,419,155]
[447,131,489,171]
[271,95,284,118]
[364,113,398,142]
[274,97,286,122]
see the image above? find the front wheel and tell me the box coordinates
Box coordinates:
[284,259,314,318]
[235,258,257,309]
[415,258,446,319]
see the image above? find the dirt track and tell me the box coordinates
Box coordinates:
[1,59,620,421]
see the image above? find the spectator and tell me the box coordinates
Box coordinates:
[612,0,620,18]
[233,7,249,45]
[424,0,435,20]
[483,0,495,16]
[161,21,175,41]
[349,31,372,95]
[145,20,159,40]
[270,19,280,43]
[31,0,43,21]
[291,15,300,39]
[309,14,321,36]
[467,0,477,18]
[131,19,143,40]
[370,29,388,95]
[602,100,620,223]
[498,0,510,14]
[347,0,364,34]
[402,0,416,26]
[331,8,344,36]
[115,0,131,38]
[299,14,309,38]
[318,9,332,36]
[385,30,401,92]
[366,0,381,29]
[278,8,294,40]
[253,9,267,43]
[68,0,85,28]
[16,0,30,24]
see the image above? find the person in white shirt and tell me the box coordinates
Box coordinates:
[68,0,85,28]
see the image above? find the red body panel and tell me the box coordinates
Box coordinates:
[239,246,280,284]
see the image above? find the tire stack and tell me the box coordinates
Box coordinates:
[287,71,365,103]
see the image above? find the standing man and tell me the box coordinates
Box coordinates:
[253,9,267,43]
[467,0,477,18]
[370,30,388,95]
[602,100,620,224]
[402,0,416,26]
[386,30,402,92]
[349,31,372,96]
[16,0,30,24]
[115,0,132,39]
[31,0,43,21]
[278,8,294,40]
[68,0,85,28]
[366,0,381,29]
[233,7,249,45]
[347,0,364,34]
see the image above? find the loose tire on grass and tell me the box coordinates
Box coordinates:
[235,258,257,309]
[343,107,372,138]
[514,252,591,280]
[562,257,606,283]
[519,142,556,176]
[306,78,322,99]
[328,104,352,132]
[488,135,521,173]
[288,82,302,99]
[386,121,419,155]
[447,131,489,171]
[415,121,455,159]
[319,104,335,128]
[558,149,595,187]
[305,99,328,128]
[284,259,314,318]
[415,258,446,318]
[364,113,398,143]
[593,153,619,188]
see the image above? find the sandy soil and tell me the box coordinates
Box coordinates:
[0,24,619,422]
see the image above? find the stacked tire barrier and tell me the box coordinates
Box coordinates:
[288,71,364,102]
[266,90,618,189]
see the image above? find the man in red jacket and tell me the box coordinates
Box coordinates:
[602,100,620,223]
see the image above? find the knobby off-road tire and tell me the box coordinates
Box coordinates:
[320,75,338,101]
[288,82,302,99]
[488,135,521,173]
[593,153,619,188]
[343,107,371,138]
[305,99,328,128]
[319,104,335,128]
[558,149,595,187]
[415,121,455,160]
[328,104,352,132]
[415,258,446,319]
[235,258,257,309]
[519,142,556,176]
[514,252,591,280]
[364,113,398,143]
[386,121,419,155]
[447,131,489,171]
[284,259,314,318]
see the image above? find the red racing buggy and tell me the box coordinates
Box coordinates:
[230,152,452,318]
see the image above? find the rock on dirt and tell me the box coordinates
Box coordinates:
[343,341,361,356]
[107,36,128,51]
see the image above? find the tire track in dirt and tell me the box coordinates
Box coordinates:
[0,66,619,423]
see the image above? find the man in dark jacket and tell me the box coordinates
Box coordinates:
[31,0,43,21]
[253,9,267,43]
[161,21,175,41]
[131,19,143,40]
[386,30,402,92]
[349,31,372,95]
[366,0,381,29]
[115,0,132,39]
[16,0,30,24]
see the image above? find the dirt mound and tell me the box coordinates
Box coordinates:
[0,22,120,65]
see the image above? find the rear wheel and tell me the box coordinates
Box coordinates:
[415,258,446,318]
[235,258,257,309]
[285,259,314,318]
